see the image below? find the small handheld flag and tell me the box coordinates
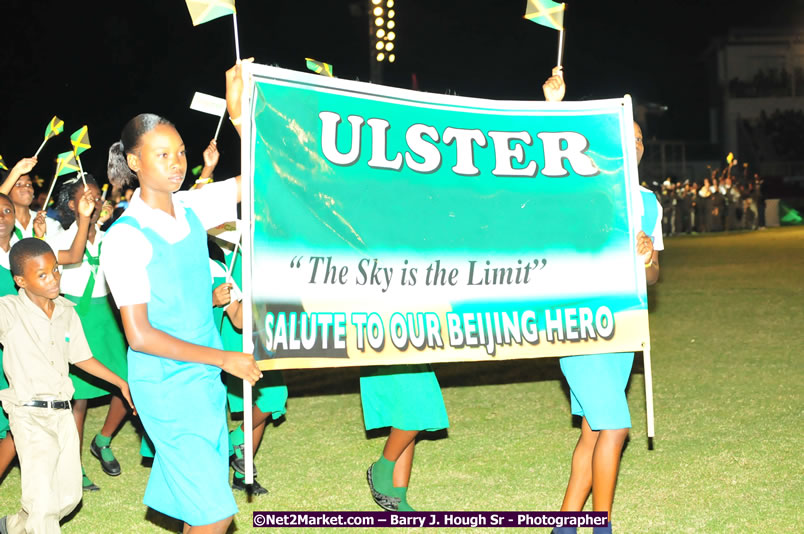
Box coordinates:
[523,0,565,30]
[44,116,65,141]
[185,0,235,25]
[185,0,240,60]
[70,126,91,156]
[34,115,64,158]
[190,92,228,141]
[726,152,734,165]
[43,151,80,212]
[306,58,334,78]
[190,92,227,116]
[56,151,80,178]
[0,155,7,171]
[523,1,567,69]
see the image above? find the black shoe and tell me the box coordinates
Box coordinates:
[90,437,121,476]
[229,444,257,478]
[82,476,100,492]
[232,475,268,496]
[366,463,400,512]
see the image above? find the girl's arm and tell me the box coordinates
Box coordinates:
[0,158,37,195]
[225,299,243,329]
[56,189,94,265]
[637,230,660,286]
[73,357,135,412]
[225,58,254,139]
[200,139,220,181]
[119,303,261,385]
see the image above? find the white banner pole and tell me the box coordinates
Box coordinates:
[643,344,655,439]
[233,13,241,62]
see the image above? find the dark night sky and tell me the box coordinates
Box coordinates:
[1,0,800,185]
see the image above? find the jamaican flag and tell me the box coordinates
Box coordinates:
[70,125,91,156]
[305,58,333,78]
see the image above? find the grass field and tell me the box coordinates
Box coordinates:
[1,227,802,533]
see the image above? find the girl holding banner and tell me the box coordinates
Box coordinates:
[101,112,261,532]
[544,72,663,534]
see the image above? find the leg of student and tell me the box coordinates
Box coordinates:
[5,406,80,534]
[560,417,598,511]
[182,516,233,534]
[231,405,271,495]
[0,434,15,479]
[591,427,629,521]
[54,408,83,522]
[232,404,270,457]
[91,395,128,476]
[98,394,128,439]
[71,399,87,451]
[392,437,415,488]
[71,398,99,490]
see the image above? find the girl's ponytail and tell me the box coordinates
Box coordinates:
[107,140,135,188]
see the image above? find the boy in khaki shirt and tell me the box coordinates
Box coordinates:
[0,238,133,534]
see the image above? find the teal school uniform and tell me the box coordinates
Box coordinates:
[109,208,237,525]
[360,364,449,432]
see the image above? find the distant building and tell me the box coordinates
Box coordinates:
[706,28,804,176]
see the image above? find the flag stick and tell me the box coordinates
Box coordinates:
[556,28,565,69]
[643,345,655,439]
[43,169,60,214]
[214,110,227,142]
[233,13,241,61]
[225,238,240,282]
[75,155,88,188]
[33,139,48,159]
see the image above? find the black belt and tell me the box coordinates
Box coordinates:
[21,400,71,410]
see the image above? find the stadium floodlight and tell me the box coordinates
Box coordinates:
[370,0,398,79]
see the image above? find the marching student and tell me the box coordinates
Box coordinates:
[362,364,449,512]
[101,106,261,533]
[0,157,58,240]
[53,174,128,492]
[543,69,663,534]
[0,156,96,266]
[0,238,133,534]
[0,193,18,484]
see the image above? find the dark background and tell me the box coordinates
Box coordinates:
[1,0,800,184]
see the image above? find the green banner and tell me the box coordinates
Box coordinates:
[241,65,650,371]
